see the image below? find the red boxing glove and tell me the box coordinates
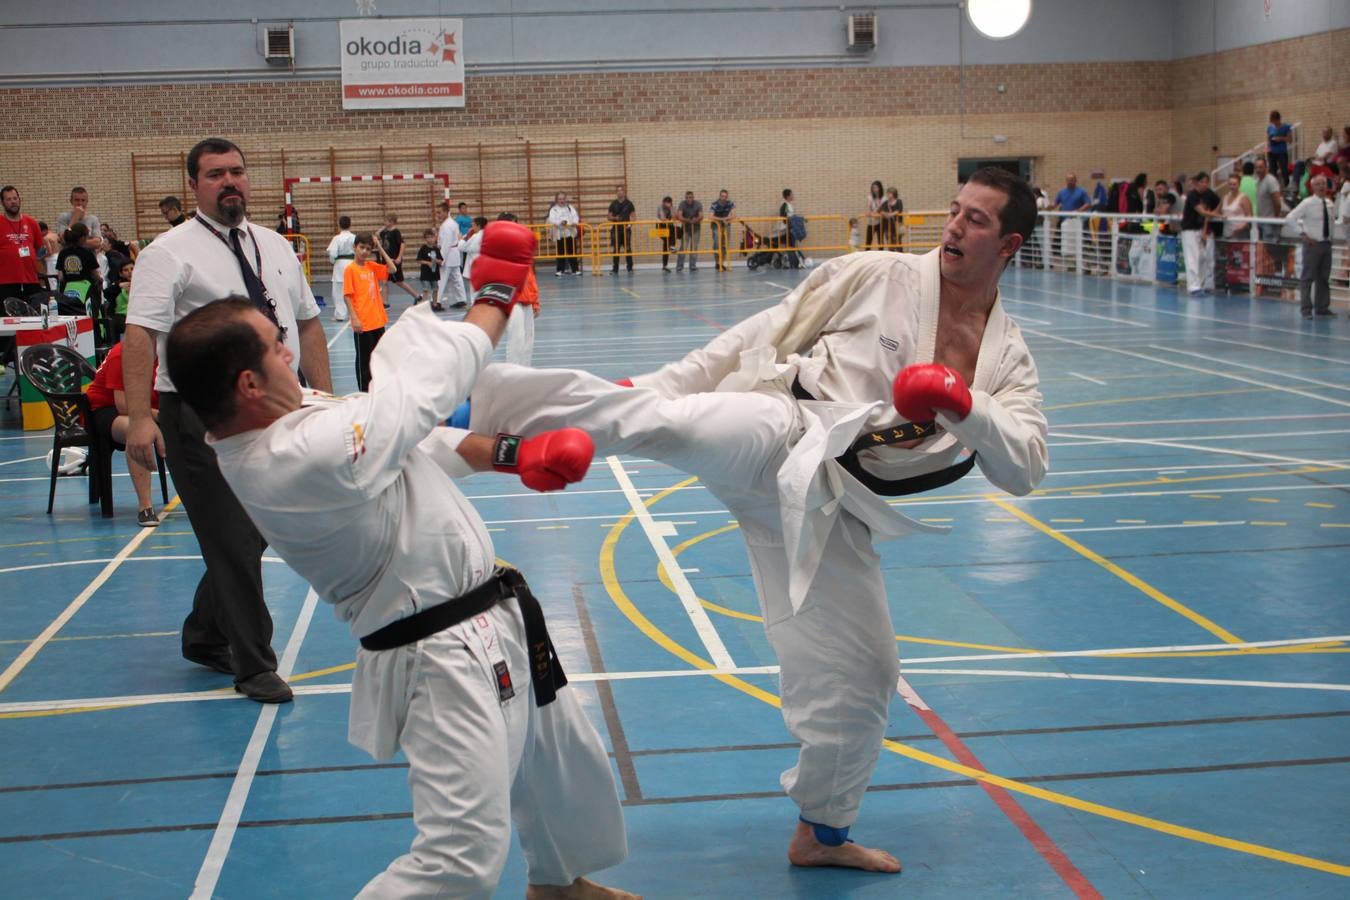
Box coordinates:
[470,221,538,313]
[614,378,634,388]
[492,428,595,492]
[892,363,972,423]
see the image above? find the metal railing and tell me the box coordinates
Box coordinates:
[1019,209,1347,304]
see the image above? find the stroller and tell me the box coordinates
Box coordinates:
[743,219,805,270]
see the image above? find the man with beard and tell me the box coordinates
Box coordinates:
[0,185,45,302]
[124,137,333,703]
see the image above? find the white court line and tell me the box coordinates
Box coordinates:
[1053,412,1350,429]
[1021,327,1350,411]
[1053,427,1350,444]
[1043,430,1350,470]
[191,587,321,900]
[764,281,794,292]
[0,555,287,577]
[1200,335,1350,366]
[605,455,735,669]
[1067,371,1107,385]
[0,522,168,693]
[1000,296,1149,328]
[1059,520,1249,533]
[901,668,1350,692]
[907,633,1350,665]
[1146,345,1350,392]
[0,455,44,468]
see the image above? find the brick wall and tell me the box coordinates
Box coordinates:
[2,28,1341,243]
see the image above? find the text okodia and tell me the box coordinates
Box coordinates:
[345,34,425,56]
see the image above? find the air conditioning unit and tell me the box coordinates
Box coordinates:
[264,24,295,65]
[847,13,877,50]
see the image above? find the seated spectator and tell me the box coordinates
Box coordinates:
[85,340,161,526]
[1313,126,1340,168]
[105,256,134,342]
[56,223,102,314]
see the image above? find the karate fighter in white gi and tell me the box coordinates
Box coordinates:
[164,223,639,899]
[463,168,1049,873]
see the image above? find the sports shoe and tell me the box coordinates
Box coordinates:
[451,300,467,309]
[430,302,445,312]
[235,671,293,704]
[137,507,160,527]
[554,271,562,277]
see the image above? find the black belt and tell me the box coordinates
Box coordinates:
[791,376,977,497]
[335,254,355,260]
[358,567,568,707]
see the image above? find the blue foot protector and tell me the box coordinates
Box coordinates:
[800,816,852,846]
[447,400,471,428]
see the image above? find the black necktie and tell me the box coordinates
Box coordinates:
[1322,197,1330,240]
[228,228,280,327]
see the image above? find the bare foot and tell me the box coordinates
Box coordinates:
[526,876,642,900]
[787,820,902,873]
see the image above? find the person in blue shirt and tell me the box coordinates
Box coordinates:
[1266,110,1292,187]
[453,201,474,274]
[1050,172,1091,271]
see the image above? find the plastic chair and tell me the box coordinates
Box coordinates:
[17,343,168,517]
[2,296,41,410]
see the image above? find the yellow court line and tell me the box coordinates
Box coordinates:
[290,662,355,682]
[620,287,642,300]
[600,480,1350,878]
[1045,387,1272,412]
[987,496,1244,645]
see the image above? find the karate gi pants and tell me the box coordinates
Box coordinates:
[470,365,901,828]
[355,600,626,899]
[504,307,536,366]
[331,259,351,319]
[438,260,467,307]
[1058,219,1082,269]
[1182,230,1215,292]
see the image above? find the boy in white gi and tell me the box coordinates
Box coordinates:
[165,223,638,900]
[326,215,356,321]
[463,168,1049,874]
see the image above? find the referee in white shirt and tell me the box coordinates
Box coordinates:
[1284,175,1337,318]
[123,137,333,702]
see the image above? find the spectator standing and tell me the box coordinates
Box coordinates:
[1252,156,1286,272]
[0,185,44,302]
[415,228,444,310]
[547,192,581,276]
[1180,171,1222,296]
[326,215,355,321]
[377,214,406,306]
[676,190,703,272]
[345,231,392,391]
[1285,175,1336,318]
[656,196,677,273]
[709,189,735,271]
[865,180,885,249]
[55,187,102,248]
[123,136,333,703]
[1088,169,1110,273]
[1239,161,1259,216]
[880,187,903,249]
[1267,111,1293,186]
[778,188,799,266]
[607,186,635,274]
[1050,173,1091,270]
[454,202,473,239]
[1219,173,1253,290]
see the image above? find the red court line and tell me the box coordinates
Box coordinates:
[898,677,1102,899]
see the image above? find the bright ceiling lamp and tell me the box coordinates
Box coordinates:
[966,0,1032,40]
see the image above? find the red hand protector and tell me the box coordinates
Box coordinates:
[892,363,972,423]
[492,428,595,492]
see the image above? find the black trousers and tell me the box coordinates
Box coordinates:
[159,392,276,681]
[610,225,633,271]
[555,236,580,273]
[353,326,384,391]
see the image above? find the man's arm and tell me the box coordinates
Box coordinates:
[122,324,165,469]
[297,317,333,391]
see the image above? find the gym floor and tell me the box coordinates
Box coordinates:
[1,263,1347,898]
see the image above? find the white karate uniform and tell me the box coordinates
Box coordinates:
[470,249,1048,829]
[327,229,355,319]
[209,305,626,897]
[504,305,536,365]
[1181,228,1215,292]
[437,217,466,308]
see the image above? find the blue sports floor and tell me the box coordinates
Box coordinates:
[1,264,1347,898]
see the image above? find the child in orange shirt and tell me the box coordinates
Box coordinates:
[344,232,391,391]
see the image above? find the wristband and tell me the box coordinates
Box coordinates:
[473,282,517,314]
[492,433,523,469]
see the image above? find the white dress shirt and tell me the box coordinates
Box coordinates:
[127,212,321,393]
[1284,194,1336,241]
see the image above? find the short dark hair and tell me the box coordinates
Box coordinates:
[62,223,89,246]
[1194,171,1209,182]
[70,186,87,196]
[422,228,436,237]
[339,215,352,229]
[457,201,468,210]
[165,298,267,432]
[496,211,518,222]
[1241,161,1255,175]
[186,138,244,180]
[159,195,182,211]
[965,167,1037,244]
[782,188,793,199]
[0,185,16,200]
[353,231,374,247]
[1269,110,1281,120]
[661,196,672,204]
[473,216,488,228]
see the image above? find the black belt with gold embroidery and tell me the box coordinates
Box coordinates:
[791,377,978,497]
[359,567,568,707]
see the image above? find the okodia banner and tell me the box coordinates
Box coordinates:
[339,17,465,110]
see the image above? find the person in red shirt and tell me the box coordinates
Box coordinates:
[1,185,45,302]
[86,341,161,526]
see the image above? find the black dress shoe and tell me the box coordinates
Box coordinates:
[1314,309,1337,317]
[235,671,294,703]
[184,646,233,675]
[1301,311,1313,319]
